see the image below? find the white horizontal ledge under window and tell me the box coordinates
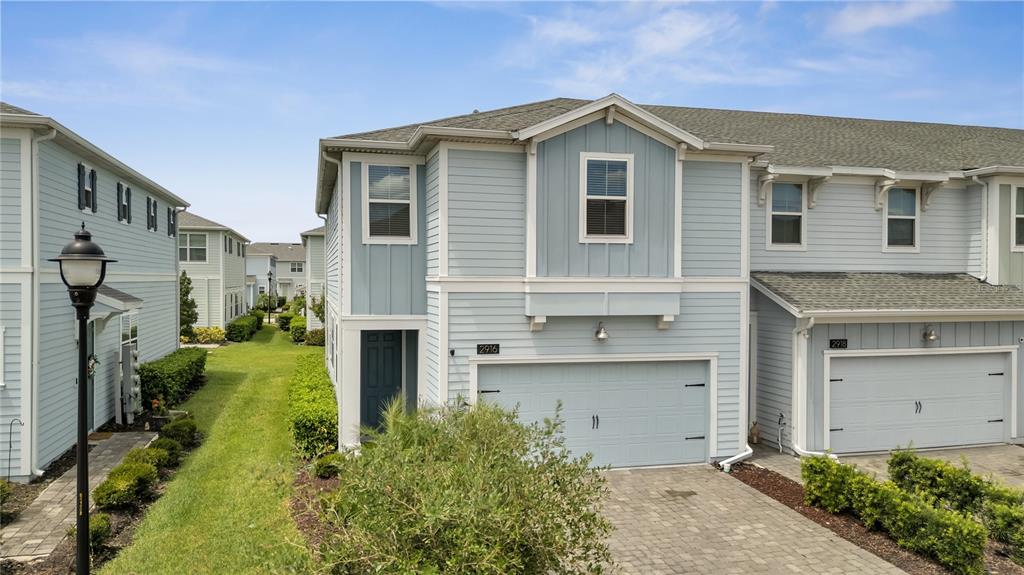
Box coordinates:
[362,163,417,245]
[579,152,633,244]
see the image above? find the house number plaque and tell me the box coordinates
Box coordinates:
[829,339,848,349]
[476,344,500,355]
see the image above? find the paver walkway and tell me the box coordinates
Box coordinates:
[604,466,906,574]
[0,432,155,561]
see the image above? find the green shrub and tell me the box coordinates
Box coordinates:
[93,462,158,509]
[305,328,325,346]
[0,479,10,506]
[319,402,612,574]
[149,437,183,467]
[277,295,286,308]
[981,501,1024,543]
[276,312,294,332]
[802,455,857,513]
[290,316,307,343]
[291,296,306,314]
[89,512,112,548]
[161,417,199,448]
[888,449,989,513]
[249,308,264,329]
[226,315,258,342]
[123,447,171,469]
[139,348,208,406]
[313,452,345,478]
[288,354,337,458]
[193,326,225,344]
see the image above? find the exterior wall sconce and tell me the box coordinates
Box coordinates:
[923,326,940,342]
[594,322,609,343]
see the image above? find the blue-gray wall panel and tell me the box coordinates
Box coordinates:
[752,290,795,452]
[0,283,23,477]
[681,161,742,277]
[1,138,22,267]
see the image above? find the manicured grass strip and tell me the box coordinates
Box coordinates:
[101,327,321,575]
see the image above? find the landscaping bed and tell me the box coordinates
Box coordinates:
[730,462,1024,575]
[1,445,87,527]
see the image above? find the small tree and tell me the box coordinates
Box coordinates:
[255,293,271,311]
[310,290,326,323]
[179,271,198,338]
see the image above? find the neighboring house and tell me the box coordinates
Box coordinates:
[249,242,305,300]
[244,251,276,307]
[1,102,188,481]
[301,226,325,329]
[314,94,1024,467]
[177,212,250,329]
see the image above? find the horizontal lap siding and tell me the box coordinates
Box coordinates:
[0,284,23,477]
[806,321,1024,450]
[1,138,22,267]
[180,230,222,328]
[306,235,325,329]
[445,291,743,455]
[753,291,795,452]
[682,161,742,277]
[426,153,439,277]
[448,149,526,276]
[966,185,984,277]
[326,188,340,309]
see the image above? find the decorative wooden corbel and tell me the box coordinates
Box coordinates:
[806,176,831,209]
[528,139,537,156]
[758,174,777,207]
[605,106,616,126]
[656,315,675,330]
[529,315,546,332]
[874,178,898,211]
[921,182,944,211]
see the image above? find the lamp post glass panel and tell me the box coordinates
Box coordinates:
[49,224,115,575]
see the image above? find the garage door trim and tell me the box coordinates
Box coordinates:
[469,352,721,457]
[823,345,1019,452]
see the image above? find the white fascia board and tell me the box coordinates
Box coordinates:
[749,278,803,318]
[408,126,514,148]
[964,166,1024,177]
[808,309,1024,322]
[1,114,188,207]
[767,165,834,178]
[830,166,897,178]
[704,142,774,154]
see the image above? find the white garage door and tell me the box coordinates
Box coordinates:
[829,352,1010,454]
[478,360,708,468]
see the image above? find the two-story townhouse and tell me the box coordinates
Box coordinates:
[249,243,305,301]
[315,95,760,467]
[177,212,250,329]
[244,251,276,308]
[301,226,325,329]
[0,102,188,481]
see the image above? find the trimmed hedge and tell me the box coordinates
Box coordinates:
[226,315,258,342]
[249,308,264,329]
[803,456,987,574]
[161,417,200,448]
[93,462,159,509]
[290,316,307,343]
[89,513,112,549]
[288,354,337,458]
[276,312,295,332]
[305,328,325,347]
[123,447,172,469]
[139,348,208,406]
[193,326,225,344]
[149,437,183,466]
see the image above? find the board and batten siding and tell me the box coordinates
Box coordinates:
[805,320,1024,451]
[423,291,441,406]
[750,180,982,273]
[444,291,743,455]
[999,184,1024,289]
[536,119,675,278]
[0,283,23,478]
[348,161,427,315]
[447,149,527,276]
[0,137,22,267]
[681,160,743,277]
[425,152,440,277]
[752,290,795,452]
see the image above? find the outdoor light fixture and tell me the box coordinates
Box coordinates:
[594,322,610,343]
[923,326,940,342]
[50,224,114,575]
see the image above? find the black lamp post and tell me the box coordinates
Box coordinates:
[266,270,273,324]
[50,224,115,575]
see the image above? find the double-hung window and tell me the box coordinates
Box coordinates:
[291,262,303,273]
[580,152,633,243]
[364,163,415,243]
[1015,186,1024,250]
[78,164,97,212]
[768,182,806,249]
[178,233,207,262]
[884,187,919,251]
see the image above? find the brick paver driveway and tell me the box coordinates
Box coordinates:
[604,466,905,574]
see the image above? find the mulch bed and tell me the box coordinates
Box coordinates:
[729,462,1024,575]
[2,444,91,527]
[289,467,339,558]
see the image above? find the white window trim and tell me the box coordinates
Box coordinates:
[882,186,921,253]
[291,262,303,273]
[578,151,634,244]
[765,181,807,251]
[179,232,208,263]
[1013,186,1024,253]
[361,160,418,245]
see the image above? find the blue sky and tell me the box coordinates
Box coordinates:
[2,1,1021,241]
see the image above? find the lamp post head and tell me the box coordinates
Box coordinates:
[49,224,115,315]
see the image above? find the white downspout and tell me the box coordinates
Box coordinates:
[30,128,56,477]
[972,176,989,282]
[789,317,836,460]
[719,444,753,473]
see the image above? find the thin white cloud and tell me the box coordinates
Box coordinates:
[827,1,952,36]
[530,15,598,45]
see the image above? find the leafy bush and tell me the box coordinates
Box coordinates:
[305,328,325,347]
[256,293,271,311]
[313,452,345,478]
[93,462,159,509]
[319,402,612,574]
[290,316,307,343]
[282,302,291,311]
[888,450,989,513]
[123,447,171,469]
[291,296,306,314]
[277,295,286,308]
[288,354,337,458]
[226,315,258,342]
[193,326,226,344]
[161,417,200,448]
[249,308,264,329]
[180,271,198,338]
[803,456,986,575]
[89,512,112,549]
[276,312,295,332]
[982,501,1024,543]
[149,437,183,467]
[0,479,10,506]
[310,291,325,323]
[139,348,208,406]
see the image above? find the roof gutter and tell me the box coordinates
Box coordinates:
[964,165,1024,177]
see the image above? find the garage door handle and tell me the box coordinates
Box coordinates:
[596,414,599,429]
[478,389,500,394]
[989,419,1004,423]
[592,415,596,429]
[829,378,843,382]
[685,435,705,440]
[829,427,844,432]
[685,383,705,388]
[989,372,1005,376]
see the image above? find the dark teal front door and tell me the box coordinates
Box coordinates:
[361,331,403,430]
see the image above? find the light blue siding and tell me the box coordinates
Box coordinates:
[966,185,984,277]
[681,161,742,277]
[0,283,23,478]
[325,186,340,309]
[349,162,427,315]
[0,138,22,267]
[425,152,439,277]
[752,290,795,452]
[445,291,743,455]
[999,184,1024,289]
[448,149,526,276]
[423,291,441,405]
[536,120,675,278]
[305,234,325,330]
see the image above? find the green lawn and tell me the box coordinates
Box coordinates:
[101,326,320,575]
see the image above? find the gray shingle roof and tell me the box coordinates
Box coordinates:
[0,102,40,116]
[332,98,1024,173]
[300,225,325,236]
[97,285,144,306]
[752,272,1024,314]
[249,242,304,261]
[178,211,249,242]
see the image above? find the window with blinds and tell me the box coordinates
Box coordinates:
[367,164,411,239]
[582,155,632,242]
[769,182,805,248]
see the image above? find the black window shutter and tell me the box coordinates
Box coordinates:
[167,208,173,236]
[146,197,152,229]
[117,183,124,221]
[152,199,158,231]
[126,188,132,223]
[77,164,86,210]
[90,170,98,212]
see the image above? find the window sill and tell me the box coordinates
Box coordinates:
[579,236,633,245]
[766,243,806,252]
[362,237,417,246]
[882,245,921,254]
